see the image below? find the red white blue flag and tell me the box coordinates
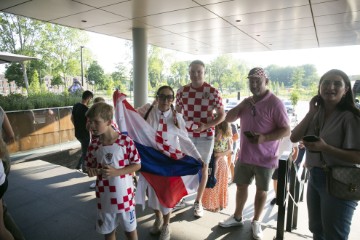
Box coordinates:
[113,90,202,208]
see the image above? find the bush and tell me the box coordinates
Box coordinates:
[0,92,81,111]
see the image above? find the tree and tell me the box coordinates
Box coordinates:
[0,12,90,93]
[0,12,44,93]
[148,46,165,89]
[291,68,305,89]
[40,24,88,88]
[208,55,232,92]
[170,61,189,88]
[87,61,105,89]
[29,70,41,94]
[290,91,300,108]
[111,63,129,91]
[51,75,63,88]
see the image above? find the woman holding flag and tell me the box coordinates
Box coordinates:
[135,86,203,240]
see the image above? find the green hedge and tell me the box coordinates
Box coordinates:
[0,92,81,111]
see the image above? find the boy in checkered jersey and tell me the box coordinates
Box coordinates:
[176,60,226,217]
[85,102,141,240]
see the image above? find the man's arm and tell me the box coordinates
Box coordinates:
[225,99,248,123]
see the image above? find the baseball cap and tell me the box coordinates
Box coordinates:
[247,67,267,78]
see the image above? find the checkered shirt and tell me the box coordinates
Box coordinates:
[85,133,141,213]
[176,82,223,138]
[155,111,184,159]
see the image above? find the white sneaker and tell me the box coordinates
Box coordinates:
[159,224,171,240]
[89,182,96,189]
[173,198,186,212]
[251,220,263,239]
[150,216,163,235]
[194,202,204,217]
[218,215,244,228]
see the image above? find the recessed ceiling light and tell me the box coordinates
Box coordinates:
[81,20,87,23]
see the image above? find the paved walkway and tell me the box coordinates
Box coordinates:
[5,144,360,240]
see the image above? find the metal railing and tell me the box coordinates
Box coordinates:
[275,151,308,240]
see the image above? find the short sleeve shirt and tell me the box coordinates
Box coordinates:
[238,91,290,168]
[176,82,223,138]
[85,133,141,213]
[72,102,89,140]
[305,109,360,168]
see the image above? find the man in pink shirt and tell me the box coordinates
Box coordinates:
[218,67,290,240]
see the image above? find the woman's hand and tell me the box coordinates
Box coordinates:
[308,95,320,115]
[303,137,326,152]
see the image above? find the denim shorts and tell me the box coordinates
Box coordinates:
[190,136,214,165]
[233,162,274,191]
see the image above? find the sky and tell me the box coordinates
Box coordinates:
[87,31,360,76]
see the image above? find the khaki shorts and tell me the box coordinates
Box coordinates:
[96,208,137,234]
[233,162,274,191]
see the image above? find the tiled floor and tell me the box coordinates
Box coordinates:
[5,150,360,240]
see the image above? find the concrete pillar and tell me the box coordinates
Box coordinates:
[132,28,148,108]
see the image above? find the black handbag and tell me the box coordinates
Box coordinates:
[206,153,217,188]
[326,166,360,201]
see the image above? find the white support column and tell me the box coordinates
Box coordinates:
[132,28,148,108]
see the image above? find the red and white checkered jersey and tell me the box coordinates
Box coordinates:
[85,133,141,213]
[176,82,223,138]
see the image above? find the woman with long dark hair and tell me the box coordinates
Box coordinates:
[291,69,360,239]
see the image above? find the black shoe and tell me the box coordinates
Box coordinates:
[270,198,277,205]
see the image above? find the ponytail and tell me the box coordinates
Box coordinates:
[171,104,180,129]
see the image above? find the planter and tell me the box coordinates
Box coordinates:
[6,107,76,153]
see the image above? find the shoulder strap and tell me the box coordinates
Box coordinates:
[143,105,153,120]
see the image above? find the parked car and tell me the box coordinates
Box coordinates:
[282,100,295,115]
[225,99,240,112]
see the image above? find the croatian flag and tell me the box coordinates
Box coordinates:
[113,90,202,208]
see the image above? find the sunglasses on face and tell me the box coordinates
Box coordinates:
[157,94,174,101]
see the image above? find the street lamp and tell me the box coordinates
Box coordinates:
[80,46,84,86]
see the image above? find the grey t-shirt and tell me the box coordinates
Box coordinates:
[305,108,360,168]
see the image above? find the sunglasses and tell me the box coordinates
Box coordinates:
[157,94,174,101]
[251,105,256,116]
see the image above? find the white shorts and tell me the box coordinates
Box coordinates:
[96,208,137,234]
[190,136,214,164]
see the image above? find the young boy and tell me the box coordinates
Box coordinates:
[85,102,141,240]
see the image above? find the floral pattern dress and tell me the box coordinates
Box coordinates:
[202,135,230,212]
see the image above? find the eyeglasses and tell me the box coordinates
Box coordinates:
[157,94,174,101]
[251,105,256,116]
[321,79,344,88]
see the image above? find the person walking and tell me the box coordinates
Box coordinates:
[290,69,360,240]
[218,67,290,240]
[71,90,93,172]
[176,60,225,218]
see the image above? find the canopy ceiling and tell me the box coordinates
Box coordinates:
[0,52,37,64]
[1,0,360,55]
